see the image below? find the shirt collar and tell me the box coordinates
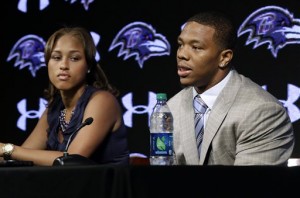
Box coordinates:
[193,69,232,110]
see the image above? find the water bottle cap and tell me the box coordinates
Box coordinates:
[156,93,167,100]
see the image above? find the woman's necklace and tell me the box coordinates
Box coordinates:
[59,108,75,133]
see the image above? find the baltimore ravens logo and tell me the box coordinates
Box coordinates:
[238,6,300,58]
[109,21,170,68]
[7,34,46,77]
[65,0,94,11]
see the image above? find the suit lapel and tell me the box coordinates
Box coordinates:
[180,88,200,164]
[200,70,241,164]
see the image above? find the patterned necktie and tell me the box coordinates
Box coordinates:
[193,95,208,158]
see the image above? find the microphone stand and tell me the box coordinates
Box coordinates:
[53,117,97,166]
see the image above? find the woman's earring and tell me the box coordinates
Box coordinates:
[87,69,90,73]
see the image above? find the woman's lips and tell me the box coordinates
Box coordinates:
[58,73,70,80]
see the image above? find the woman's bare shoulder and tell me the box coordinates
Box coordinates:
[86,90,120,111]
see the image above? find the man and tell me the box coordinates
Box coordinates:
[167,10,294,165]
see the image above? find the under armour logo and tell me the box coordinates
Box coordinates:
[122,92,156,127]
[263,83,300,122]
[90,31,101,61]
[17,98,47,131]
[18,0,49,12]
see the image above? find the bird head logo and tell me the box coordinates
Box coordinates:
[7,34,46,77]
[109,21,170,68]
[238,6,300,58]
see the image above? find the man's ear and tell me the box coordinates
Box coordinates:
[219,49,233,68]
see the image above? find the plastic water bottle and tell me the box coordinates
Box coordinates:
[149,93,174,165]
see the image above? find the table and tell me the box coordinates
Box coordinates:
[0,165,299,198]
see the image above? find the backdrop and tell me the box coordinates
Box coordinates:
[1,0,300,158]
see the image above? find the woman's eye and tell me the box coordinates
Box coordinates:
[51,55,60,60]
[70,57,79,61]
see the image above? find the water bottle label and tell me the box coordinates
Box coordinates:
[150,133,173,156]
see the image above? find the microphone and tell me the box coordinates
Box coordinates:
[64,117,94,153]
[52,117,97,166]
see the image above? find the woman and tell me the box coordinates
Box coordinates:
[0,27,129,165]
